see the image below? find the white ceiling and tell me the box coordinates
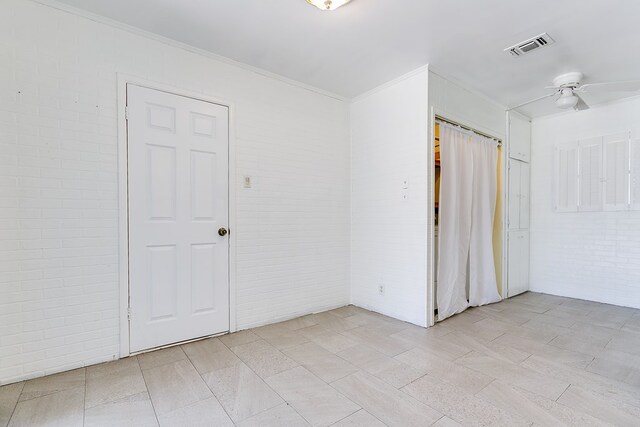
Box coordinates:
[49,0,640,117]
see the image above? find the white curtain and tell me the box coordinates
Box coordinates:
[437,123,501,321]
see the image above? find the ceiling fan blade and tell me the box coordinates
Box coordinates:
[508,92,557,110]
[579,80,640,93]
[574,94,589,111]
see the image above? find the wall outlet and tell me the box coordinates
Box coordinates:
[378,284,385,295]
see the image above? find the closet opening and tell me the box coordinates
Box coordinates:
[433,116,504,322]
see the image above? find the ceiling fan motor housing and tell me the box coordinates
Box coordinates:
[552,72,584,88]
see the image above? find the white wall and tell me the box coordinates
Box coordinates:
[350,67,429,326]
[0,0,350,384]
[428,71,506,139]
[530,97,640,309]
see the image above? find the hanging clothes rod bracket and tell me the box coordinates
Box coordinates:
[435,117,502,146]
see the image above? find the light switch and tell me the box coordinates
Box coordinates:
[243,176,252,188]
[401,178,409,189]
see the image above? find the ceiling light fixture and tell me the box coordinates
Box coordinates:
[306,0,352,11]
[555,89,579,110]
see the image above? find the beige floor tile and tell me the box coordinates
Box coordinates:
[277,315,318,331]
[392,322,455,341]
[461,351,570,400]
[341,327,415,356]
[266,366,360,426]
[308,312,361,333]
[549,333,611,356]
[439,311,485,329]
[283,342,357,383]
[570,321,622,341]
[363,357,427,389]
[332,371,441,427]
[621,316,640,334]
[331,409,386,426]
[138,346,188,371]
[0,382,23,427]
[157,397,234,427]
[586,357,632,382]
[201,362,282,422]
[336,344,388,368]
[296,324,333,340]
[19,368,85,402]
[522,355,640,411]
[407,333,471,361]
[9,386,84,427]
[446,330,531,364]
[328,305,366,319]
[403,375,530,427]
[515,387,611,427]
[309,331,359,353]
[475,381,566,426]
[396,348,494,394]
[262,330,310,351]
[230,339,298,378]
[85,357,147,409]
[519,318,574,336]
[475,307,536,326]
[558,385,640,426]
[84,391,158,427]
[236,403,310,427]
[432,416,463,426]
[606,332,640,356]
[219,330,261,347]
[252,323,293,340]
[142,359,211,415]
[348,313,410,335]
[2,292,639,426]
[494,333,593,368]
[182,338,240,374]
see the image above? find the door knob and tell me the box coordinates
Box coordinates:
[218,228,228,237]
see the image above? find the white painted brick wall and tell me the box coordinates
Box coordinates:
[350,68,430,326]
[0,0,350,384]
[530,97,640,309]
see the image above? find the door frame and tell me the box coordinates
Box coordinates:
[116,74,237,357]
[427,107,508,327]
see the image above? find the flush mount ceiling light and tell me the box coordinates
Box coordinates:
[555,88,579,110]
[306,0,352,11]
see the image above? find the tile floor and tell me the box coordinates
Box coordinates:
[2,292,640,426]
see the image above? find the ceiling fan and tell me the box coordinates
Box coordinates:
[509,72,640,111]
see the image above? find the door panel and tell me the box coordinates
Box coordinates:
[128,85,230,353]
[508,230,529,297]
[509,113,531,162]
[519,162,530,229]
[508,160,521,230]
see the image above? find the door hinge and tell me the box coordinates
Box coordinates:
[127,307,131,320]
[125,106,129,121]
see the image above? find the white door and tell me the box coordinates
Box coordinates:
[507,230,529,297]
[508,112,531,162]
[127,85,230,353]
[508,159,522,229]
[519,162,530,229]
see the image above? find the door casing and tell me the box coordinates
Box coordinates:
[117,74,237,357]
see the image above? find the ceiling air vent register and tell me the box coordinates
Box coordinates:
[505,33,555,57]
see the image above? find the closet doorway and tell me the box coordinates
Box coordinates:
[432,116,505,322]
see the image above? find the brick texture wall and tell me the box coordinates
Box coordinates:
[530,97,640,309]
[0,0,350,384]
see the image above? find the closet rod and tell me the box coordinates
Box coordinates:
[435,116,502,146]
